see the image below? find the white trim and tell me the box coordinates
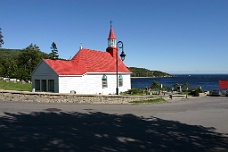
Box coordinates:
[86,72,132,75]
[59,75,83,77]
[58,72,131,77]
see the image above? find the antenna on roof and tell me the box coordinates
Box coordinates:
[79,42,82,50]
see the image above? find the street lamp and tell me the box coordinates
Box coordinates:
[116,41,126,95]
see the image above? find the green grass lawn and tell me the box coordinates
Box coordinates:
[0,80,32,91]
[130,98,165,104]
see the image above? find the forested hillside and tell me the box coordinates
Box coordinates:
[0,44,49,81]
[0,48,23,59]
[128,67,172,77]
[0,46,171,81]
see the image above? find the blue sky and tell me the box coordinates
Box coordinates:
[1,0,228,74]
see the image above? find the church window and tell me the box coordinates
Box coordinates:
[102,75,107,88]
[119,75,123,87]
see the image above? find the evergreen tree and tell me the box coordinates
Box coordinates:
[26,43,40,52]
[0,27,4,47]
[49,42,59,60]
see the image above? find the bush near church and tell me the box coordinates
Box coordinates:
[189,88,204,96]
[123,88,143,95]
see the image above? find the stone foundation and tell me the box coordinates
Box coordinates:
[0,90,156,104]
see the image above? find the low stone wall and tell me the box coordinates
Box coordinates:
[0,90,156,104]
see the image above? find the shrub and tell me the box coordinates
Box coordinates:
[124,88,143,95]
[189,88,204,96]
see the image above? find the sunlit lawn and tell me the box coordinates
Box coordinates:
[131,98,165,104]
[0,80,32,91]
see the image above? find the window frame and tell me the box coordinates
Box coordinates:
[119,75,123,87]
[102,74,108,88]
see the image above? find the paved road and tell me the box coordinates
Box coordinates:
[0,96,227,133]
[0,96,228,151]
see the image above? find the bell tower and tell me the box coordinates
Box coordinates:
[106,21,117,58]
[108,21,116,48]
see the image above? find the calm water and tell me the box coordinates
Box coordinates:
[131,74,228,91]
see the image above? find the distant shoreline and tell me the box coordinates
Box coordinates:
[131,76,173,78]
[131,77,155,78]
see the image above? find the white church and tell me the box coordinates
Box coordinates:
[31,26,131,95]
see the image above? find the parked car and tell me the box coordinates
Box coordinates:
[220,90,228,96]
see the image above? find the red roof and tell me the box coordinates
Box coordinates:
[44,48,131,75]
[108,27,116,39]
[219,80,228,89]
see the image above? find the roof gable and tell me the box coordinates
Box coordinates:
[44,49,131,75]
[32,59,58,76]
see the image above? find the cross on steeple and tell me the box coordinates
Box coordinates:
[110,20,113,27]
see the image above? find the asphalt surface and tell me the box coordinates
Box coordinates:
[0,96,228,152]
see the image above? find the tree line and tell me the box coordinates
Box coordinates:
[0,43,59,81]
[0,27,60,81]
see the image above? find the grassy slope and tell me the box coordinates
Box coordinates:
[0,80,32,91]
[130,98,165,104]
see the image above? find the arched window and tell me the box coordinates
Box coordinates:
[102,75,107,88]
[119,75,123,87]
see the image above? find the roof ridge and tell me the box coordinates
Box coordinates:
[43,48,131,75]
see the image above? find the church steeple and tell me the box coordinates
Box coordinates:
[108,21,116,48]
[106,22,117,58]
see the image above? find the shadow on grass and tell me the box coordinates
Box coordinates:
[0,112,228,152]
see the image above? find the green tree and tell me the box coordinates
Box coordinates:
[182,82,189,91]
[17,44,48,81]
[0,27,4,47]
[26,43,40,51]
[173,83,180,88]
[49,42,59,60]
[0,45,48,80]
[0,59,6,77]
[151,81,160,90]
[3,58,18,78]
[16,67,30,81]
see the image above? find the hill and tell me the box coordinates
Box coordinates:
[0,46,49,81]
[0,48,172,80]
[0,48,48,60]
[128,67,172,77]
[0,48,23,59]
